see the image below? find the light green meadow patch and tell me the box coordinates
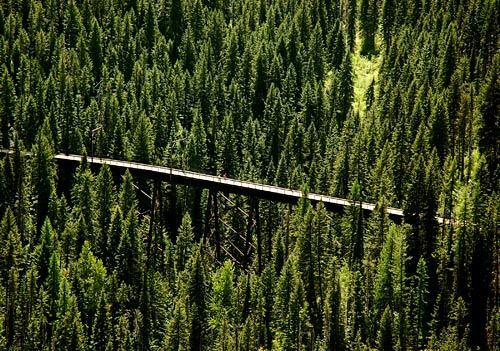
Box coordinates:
[352,47,380,117]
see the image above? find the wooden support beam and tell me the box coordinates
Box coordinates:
[255,198,262,274]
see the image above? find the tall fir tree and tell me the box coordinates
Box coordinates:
[31,121,56,233]
[187,247,207,351]
[0,66,16,148]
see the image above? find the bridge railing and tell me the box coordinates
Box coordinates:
[0,149,448,224]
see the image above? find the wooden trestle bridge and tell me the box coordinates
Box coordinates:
[2,148,448,269]
[0,149,446,224]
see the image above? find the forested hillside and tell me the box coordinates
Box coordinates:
[0,0,498,350]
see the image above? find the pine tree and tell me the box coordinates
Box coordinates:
[116,208,143,289]
[4,266,19,348]
[373,223,394,323]
[210,260,236,349]
[47,249,62,335]
[175,213,195,272]
[259,265,275,349]
[331,134,351,197]
[37,219,58,284]
[251,45,269,120]
[322,263,345,351]
[360,0,376,56]
[216,112,237,177]
[0,157,12,215]
[377,306,394,351]
[52,277,86,351]
[346,0,357,50]
[272,256,312,350]
[1,209,22,347]
[115,313,134,351]
[31,121,56,233]
[95,165,114,261]
[293,205,321,336]
[89,17,103,81]
[288,274,312,350]
[241,117,265,181]
[262,85,285,166]
[72,164,97,253]
[164,296,191,351]
[90,293,113,351]
[392,224,408,350]
[64,0,83,48]
[308,24,326,80]
[240,274,251,325]
[145,0,158,54]
[180,25,196,73]
[439,28,457,88]
[0,65,16,148]
[133,113,154,164]
[0,208,22,281]
[108,206,124,268]
[187,247,207,351]
[477,54,499,191]
[329,22,346,69]
[119,170,137,217]
[410,257,429,349]
[381,0,396,47]
[170,0,185,59]
[346,270,365,346]
[335,55,354,125]
[348,181,364,267]
[185,108,208,172]
[73,241,107,335]
[365,79,375,111]
[272,228,285,275]
[273,259,293,341]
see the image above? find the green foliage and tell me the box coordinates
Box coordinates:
[0,208,21,280]
[175,213,195,272]
[73,241,107,332]
[89,17,103,81]
[374,225,396,317]
[91,293,113,351]
[187,247,207,350]
[360,0,377,56]
[133,113,154,163]
[31,122,56,232]
[377,306,394,351]
[164,296,191,350]
[116,207,143,288]
[52,277,86,351]
[185,108,207,172]
[72,164,97,252]
[210,260,236,348]
[381,0,396,46]
[0,0,496,349]
[0,66,16,148]
[322,262,345,351]
[409,257,430,348]
[95,165,114,260]
[119,170,137,216]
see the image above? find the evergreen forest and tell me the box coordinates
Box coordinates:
[0,0,498,350]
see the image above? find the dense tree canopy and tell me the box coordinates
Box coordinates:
[0,0,498,350]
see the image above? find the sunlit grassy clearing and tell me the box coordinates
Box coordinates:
[351,35,381,118]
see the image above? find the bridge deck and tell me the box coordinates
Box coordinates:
[1,149,446,224]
